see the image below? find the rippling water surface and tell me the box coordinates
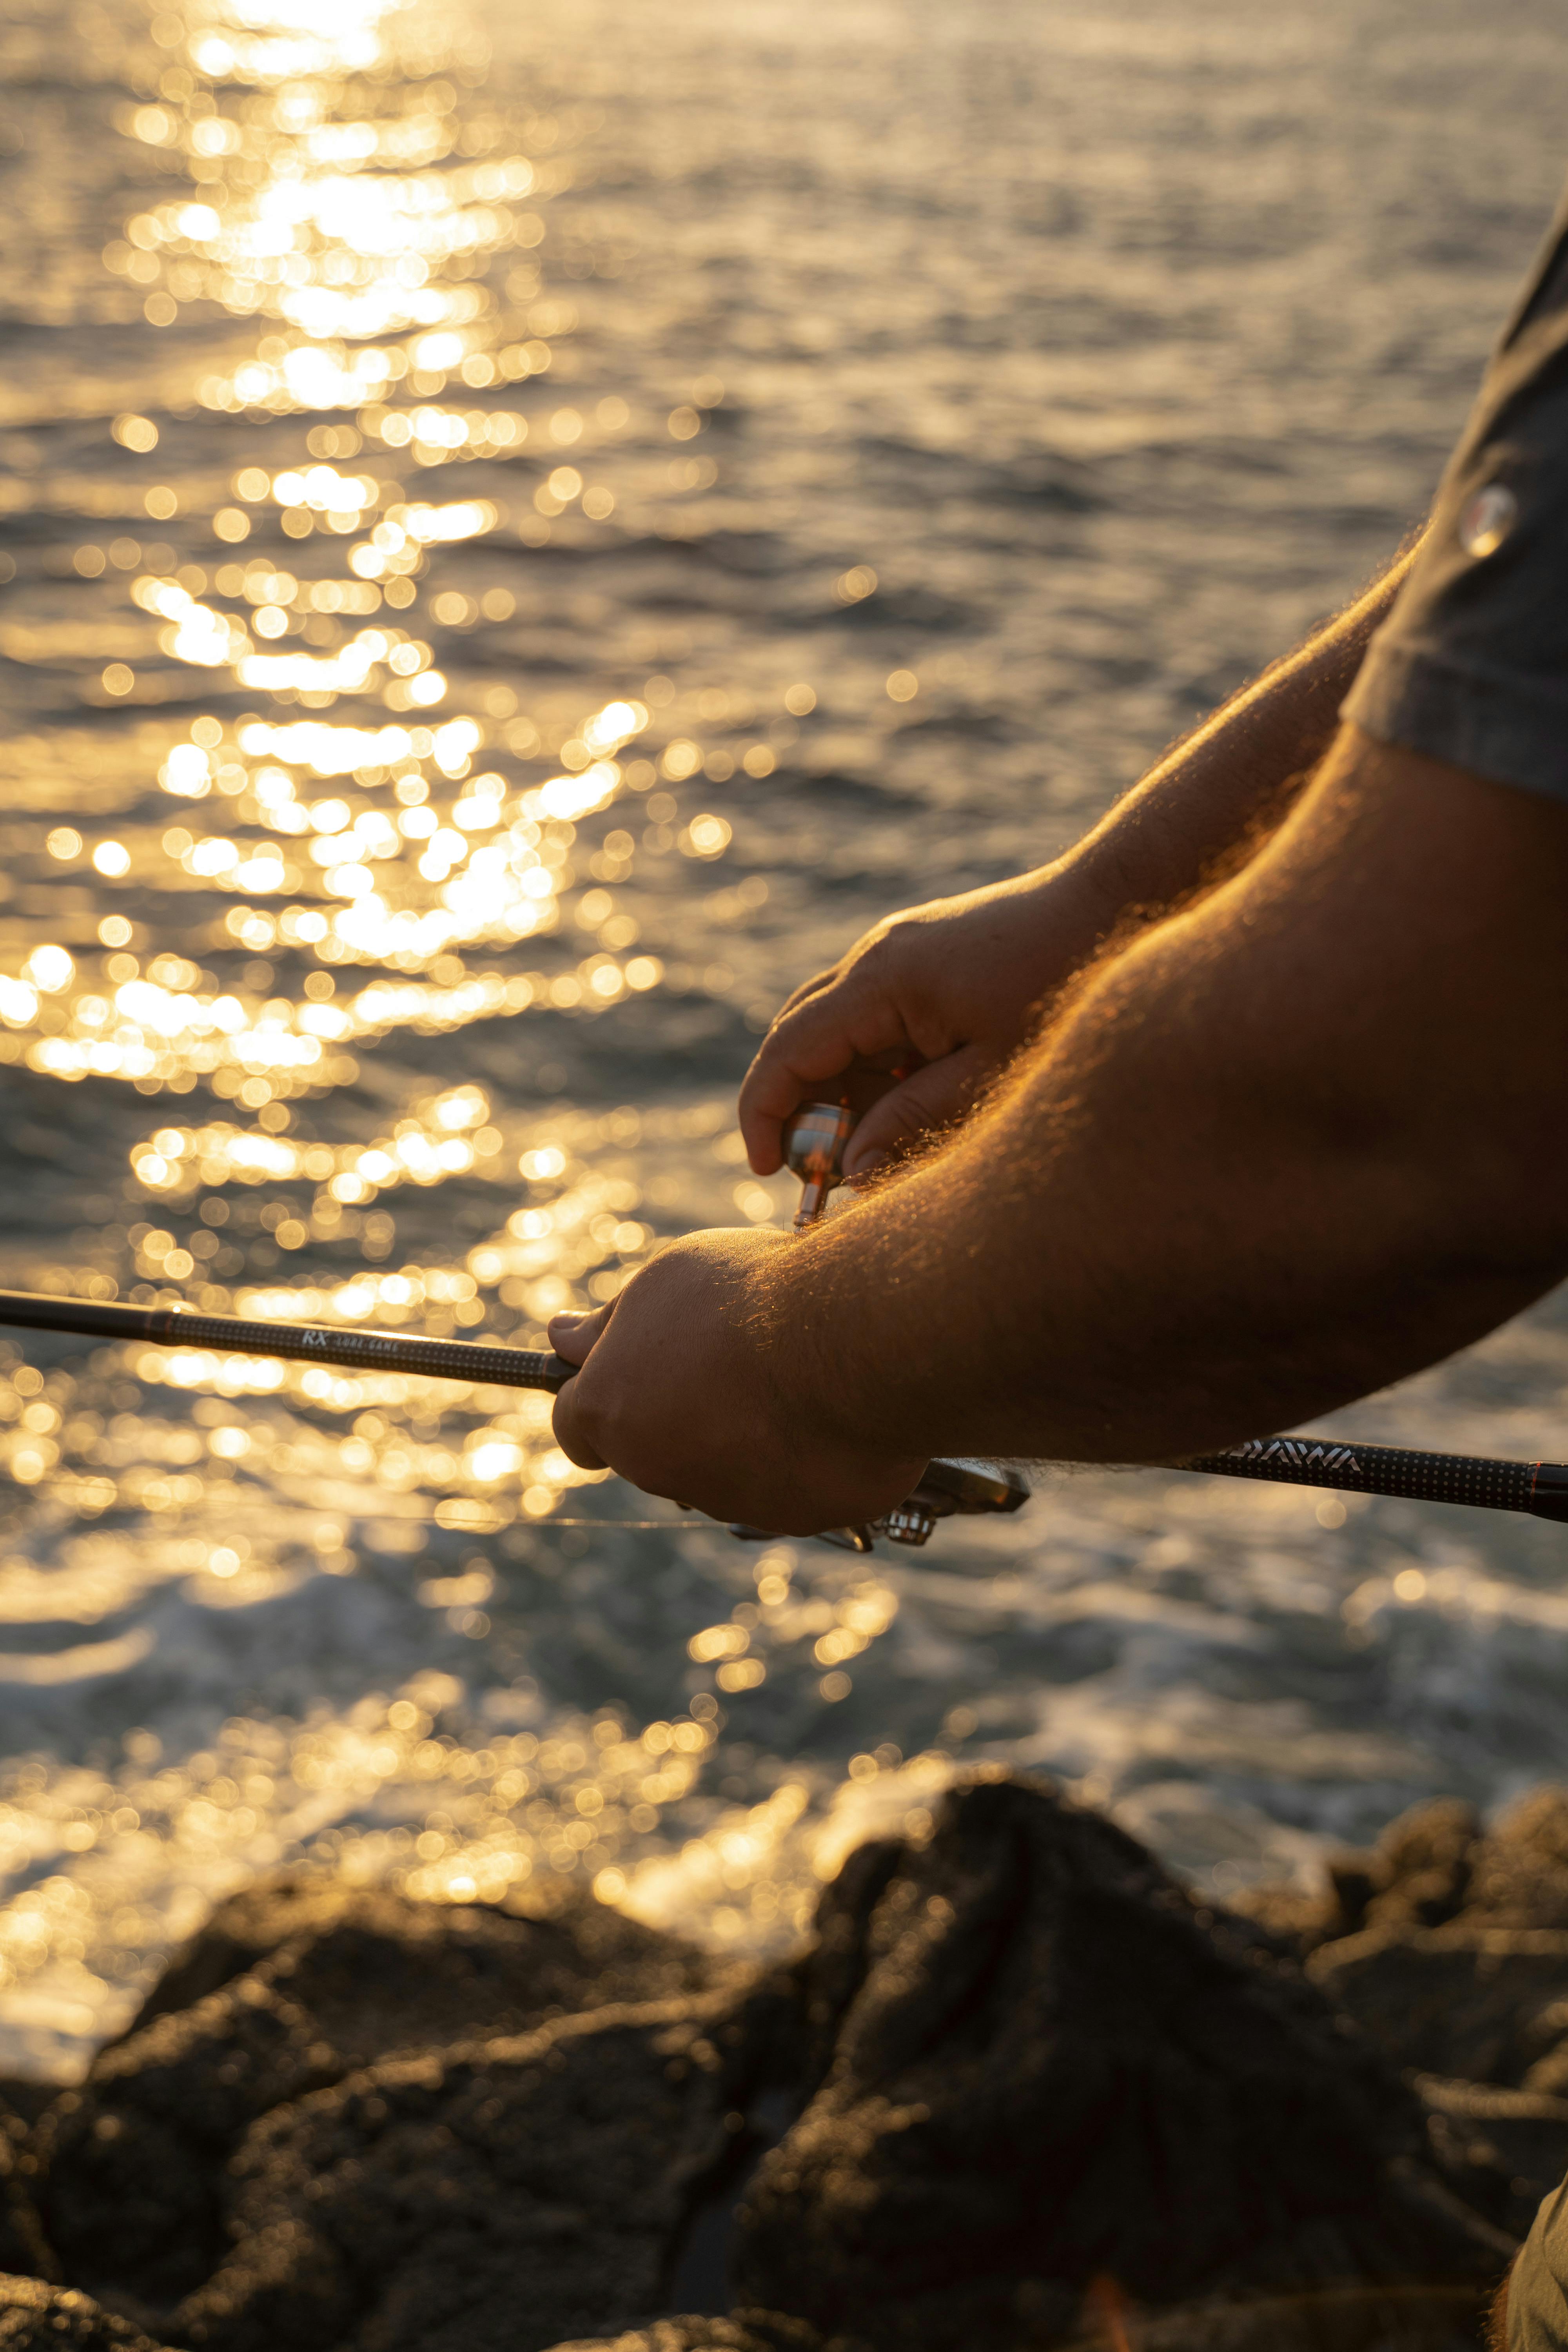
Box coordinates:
[0,0,1566,2077]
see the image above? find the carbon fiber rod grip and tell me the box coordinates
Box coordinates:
[0,1289,574,1393]
[1185,1435,1545,1517]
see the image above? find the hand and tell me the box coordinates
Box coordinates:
[738,862,1114,1180]
[548,1228,926,1535]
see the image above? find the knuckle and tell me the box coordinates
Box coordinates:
[753,1014,799,1063]
[873,910,920,958]
[846,928,892,977]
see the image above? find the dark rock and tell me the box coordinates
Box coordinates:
[122,1880,723,2065]
[0,2114,55,2287]
[1237,1788,1568,1964]
[1363,1800,1483,1935]
[541,2301,1487,2352]
[1522,2025,1568,2098]
[1232,1798,1484,1956]
[1307,1925,1568,2085]
[1325,1858,1379,1935]
[730,1774,1508,2352]
[0,2088,62,2135]
[1417,2073,1568,2239]
[788,1835,905,2099]
[543,2319,829,2352]
[1223,1876,1348,1952]
[34,1977,340,2307]
[174,2000,736,2352]
[247,1881,730,2069]
[1279,1793,1568,2094]
[1461,1789,1568,1930]
[113,1880,354,2042]
[13,1779,1542,2352]
[0,2275,172,2348]
[32,1886,728,2320]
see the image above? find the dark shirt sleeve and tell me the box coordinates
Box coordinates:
[1510,2179,1568,2350]
[1345,182,1568,802]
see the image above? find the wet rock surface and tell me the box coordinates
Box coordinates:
[729,1779,1507,2351]
[1239,1784,1568,2163]
[9,1777,1568,2350]
[0,2276,170,2349]
[1235,1788,1568,1951]
[29,1882,733,2318]
[546,2323,830,2352]
[176,1999,736,2352]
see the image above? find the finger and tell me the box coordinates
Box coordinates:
[770,964,842,1022]
[739,989,919,1173]
[840,1046,991,1176]
[550,1376,608,1472]
[548,1301,613,1367]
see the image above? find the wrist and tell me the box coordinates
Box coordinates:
[736,1230,853,1450]
[1021,844,1135,972]
[741,1201,955,1470]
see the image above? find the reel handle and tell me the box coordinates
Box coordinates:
[782,1100,854,1228]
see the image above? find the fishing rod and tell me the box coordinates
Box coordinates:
[0,1098,1562,1545]
[0,1281,1023,1553]
[3,1273,1559,1536]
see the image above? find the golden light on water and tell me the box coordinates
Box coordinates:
[0,1659,945,2049]
[3,678,681,1094]
[0,1252,926,2056]
[0,0,918,2078]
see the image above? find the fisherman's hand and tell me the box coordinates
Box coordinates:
[739,862,1114,1180]
[547,1229,925,1534]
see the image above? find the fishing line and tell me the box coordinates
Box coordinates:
[7,1474,710,1532]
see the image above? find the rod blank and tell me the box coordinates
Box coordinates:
[0,1288,575,1395]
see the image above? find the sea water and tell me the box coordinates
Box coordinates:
[0,0,1564,2078]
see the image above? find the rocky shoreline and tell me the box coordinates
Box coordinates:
[1,1773,1566,2351]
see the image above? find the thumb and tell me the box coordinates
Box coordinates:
[841,1046,990,1176]
[548,1300,614,1368]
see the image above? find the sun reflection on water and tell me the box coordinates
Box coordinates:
[0,0,893,2077]
[0,1249,918,2071]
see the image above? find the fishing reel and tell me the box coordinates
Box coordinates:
[725,1098,1032,1552]
[729,1452,1029,1554]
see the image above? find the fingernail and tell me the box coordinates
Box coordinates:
[549,1310,584,1331]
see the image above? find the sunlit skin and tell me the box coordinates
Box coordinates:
[550,565,1568,1533]
[739,543,1423,1180]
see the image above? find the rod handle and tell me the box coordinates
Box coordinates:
[1185,1435,1566,1520]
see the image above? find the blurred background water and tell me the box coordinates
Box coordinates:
[0,0,1566,2080]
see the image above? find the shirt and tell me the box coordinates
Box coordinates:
[1345,180,1568,799]
[1511,2179,1568,2350]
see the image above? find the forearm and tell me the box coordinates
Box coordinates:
[756,725,1568,1468]
[737,539,1425,1182]
[1049,536,1423,928]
